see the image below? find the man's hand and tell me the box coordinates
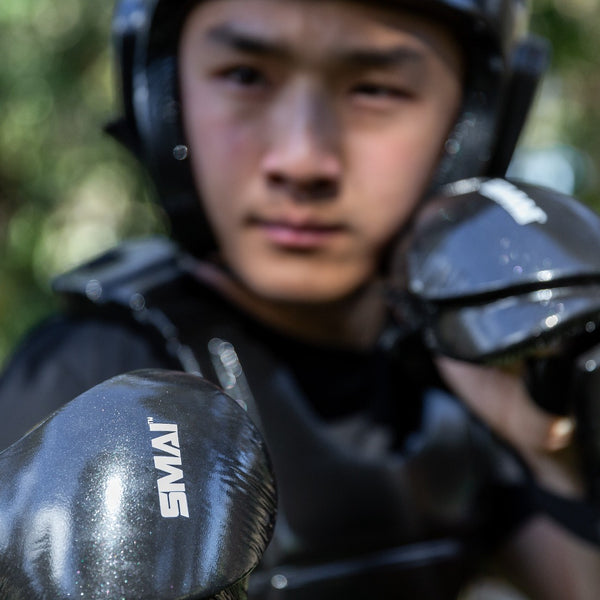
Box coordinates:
[435,356,581,497]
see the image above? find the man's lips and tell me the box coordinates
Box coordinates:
[250,217,347,249]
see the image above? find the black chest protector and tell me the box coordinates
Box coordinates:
[53,237,530,600]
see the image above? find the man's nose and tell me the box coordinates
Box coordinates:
[261,82,342,201]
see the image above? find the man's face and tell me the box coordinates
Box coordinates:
[179,0,463,303]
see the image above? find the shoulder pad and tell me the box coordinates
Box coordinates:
[52,236,184,310]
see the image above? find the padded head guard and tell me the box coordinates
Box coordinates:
[108,0,549,257]
[391,178,600,364]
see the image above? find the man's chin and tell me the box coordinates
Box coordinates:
[246,276,371,307]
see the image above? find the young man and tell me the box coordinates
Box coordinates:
[1,0,599,597]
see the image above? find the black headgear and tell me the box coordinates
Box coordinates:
[107,0,549,257]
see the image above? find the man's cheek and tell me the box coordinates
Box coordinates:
[369,203,419,246]
[200,131,259,187]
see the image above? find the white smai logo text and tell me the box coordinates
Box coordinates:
[148,419,190,518]
[480,178,548,225]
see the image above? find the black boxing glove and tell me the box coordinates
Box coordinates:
[0,369,276,600]
[389,177,600,368]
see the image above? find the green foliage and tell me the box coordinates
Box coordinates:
[0,0,165,364]
[1,1,600,366]
[526,0,600,206]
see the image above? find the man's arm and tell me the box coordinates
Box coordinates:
[496,513,600,599]
[437,357,600,599]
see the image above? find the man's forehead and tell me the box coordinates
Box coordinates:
[185,0,457,60]
[202,22,430,76]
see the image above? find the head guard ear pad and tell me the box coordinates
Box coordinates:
[391,178,600,362]
[0,370,276,600]
[138,56,216,256]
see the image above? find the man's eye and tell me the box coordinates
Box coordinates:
[351,83,411,100]
[221,66,266,87]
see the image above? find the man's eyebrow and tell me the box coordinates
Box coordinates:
[205,24,292,58]
[203,24,426,70]
[337,46,425,70]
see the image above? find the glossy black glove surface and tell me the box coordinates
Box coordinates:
[392,178,600,362]
[0,369,276,599]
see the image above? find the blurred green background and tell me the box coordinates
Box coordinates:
[1,0,600,366]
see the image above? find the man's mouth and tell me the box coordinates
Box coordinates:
[251,217,346,249]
